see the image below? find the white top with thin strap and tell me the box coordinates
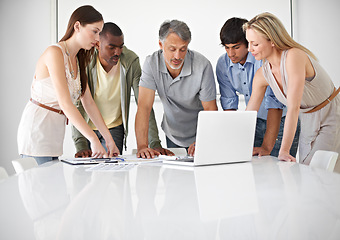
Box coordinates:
[262,49,340,164]
[262,50,335,112]
[17,43,81,156]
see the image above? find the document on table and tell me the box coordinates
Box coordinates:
[61,154,181,171]
[85,154,176,172]
[60,157,121,165]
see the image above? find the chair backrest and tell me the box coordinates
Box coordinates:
[12,157,38,174]
[131,148,187,156]
[0,166,9,180]
[310,150,339,172]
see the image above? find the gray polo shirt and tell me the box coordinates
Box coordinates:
[139,49,216,147]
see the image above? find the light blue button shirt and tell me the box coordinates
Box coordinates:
[216,52,285,120]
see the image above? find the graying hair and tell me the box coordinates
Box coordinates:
[159,20,191,43]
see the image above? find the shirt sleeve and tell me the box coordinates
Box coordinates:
[139,56,157,91]
[216,57,239,110]
[199,61,217,102]
[264,86,285,109]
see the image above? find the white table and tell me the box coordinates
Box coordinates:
[1,156,340,240]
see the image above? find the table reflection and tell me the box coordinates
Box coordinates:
[18,163,69,240]
[14,157,340,240]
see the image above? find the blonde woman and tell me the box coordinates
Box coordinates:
[244,12,340,167]
[17,5,119,164]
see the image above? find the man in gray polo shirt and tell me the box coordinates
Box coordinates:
[135,20,218,158]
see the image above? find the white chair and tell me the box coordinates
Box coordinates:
[12,157,38,174]
[0,166,9,180]
[310,150,339,172]
[132,147,187,156]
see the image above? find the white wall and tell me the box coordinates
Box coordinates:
[57,0,291,76]
[0,0,53,175]
[3,0,338,175]
[292,0,340,87]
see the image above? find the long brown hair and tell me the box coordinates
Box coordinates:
[60,5,103,96]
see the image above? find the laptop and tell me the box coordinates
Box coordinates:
[162,111,257,166]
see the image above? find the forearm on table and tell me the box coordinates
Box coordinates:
[262,108,282,151]
[280,107,299,153]
[135,108,151,149]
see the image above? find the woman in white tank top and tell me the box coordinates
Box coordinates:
[17,5,119,164]
[242,12,340,170]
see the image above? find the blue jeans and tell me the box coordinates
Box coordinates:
[21,155,58,165]
[88,124,124,154]
[166,137,189,152]
[254,117,300,157]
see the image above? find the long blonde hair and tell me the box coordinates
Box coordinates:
[243,12,317,60]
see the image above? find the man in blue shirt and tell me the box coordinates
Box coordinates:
[216,17,300,157]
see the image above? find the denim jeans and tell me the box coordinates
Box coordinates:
[21,155,58,165]
[89,124,124,154]
[254,117,301,157]
[166,136,189,152]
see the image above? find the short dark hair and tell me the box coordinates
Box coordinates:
[220,17,248,46]
[100,22,123,38]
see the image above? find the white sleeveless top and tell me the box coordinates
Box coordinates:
[262,50,335,112]
[17,43,81,156]
[262,50,340,163]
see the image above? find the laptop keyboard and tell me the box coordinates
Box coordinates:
[176,156,194,162]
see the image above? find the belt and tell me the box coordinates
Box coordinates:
[30,98,68,124]
[305,87,340,114]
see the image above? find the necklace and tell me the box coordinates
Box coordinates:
[62,41,81,101]
[64,41,75,79]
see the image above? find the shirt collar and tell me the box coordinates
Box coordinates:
[228,52,256,69]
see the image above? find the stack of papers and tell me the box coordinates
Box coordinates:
[60,157,122,165]
[60,154,173,166]
[85,155,176,172]
[60,154,189,171]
